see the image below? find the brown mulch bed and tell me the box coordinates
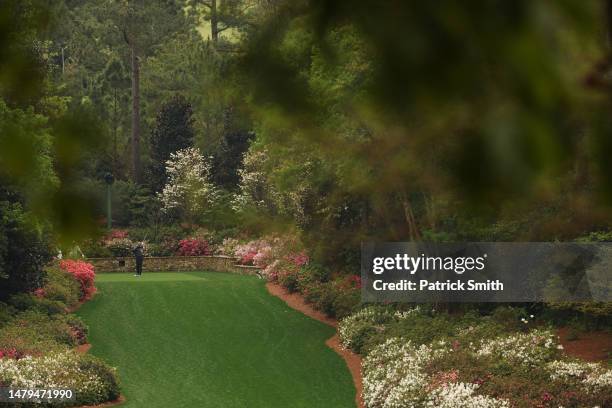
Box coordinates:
[266,283,364,408]
[558,327,612,362]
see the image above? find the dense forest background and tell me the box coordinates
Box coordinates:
[2,0,612,278]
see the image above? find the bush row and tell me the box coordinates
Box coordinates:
[230,235,362,319]
[338,305,612,408]
[0,262,120,406]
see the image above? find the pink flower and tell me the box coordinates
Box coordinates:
[33,288,46,298]
[59,260,97,301]
[106,229,129,241]
[177,238,210,256]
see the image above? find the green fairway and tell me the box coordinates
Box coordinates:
[76,272,355,408]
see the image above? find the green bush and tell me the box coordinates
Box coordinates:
[491,306,527,331]
[0,310,77,355]
[8,293,66,315]
[106,237,134,257]
[0,351,120,406]
[43,267,80,308]
[80,239,112,258]
[77,354,121,404]
[0,301,16,327]
[278,269,300,293]
[66,314,89,345]
[0,200,53,301]
[331,288,360,319]
[301,262,330,283]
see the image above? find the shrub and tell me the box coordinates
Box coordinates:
[0,201,53,301]
[0,351,119,406]
[177,238,210,256]
[65,315,88,345]
[42,267,80,309]
[331,288,360,319]
[59,260,96,301]
[278,266,301,293]
[8,293,65,315]
[220,237,240,256]
[0,301,16,326]
[77,354,121,403]
[80,239,113,258]
[105,237,134,257]
[300,262,330,283]
[0,311,77,355]
[106,229,129,240]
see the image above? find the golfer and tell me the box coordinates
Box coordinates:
[133,242,144,277]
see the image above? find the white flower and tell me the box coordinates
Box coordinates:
[473,329,559,367]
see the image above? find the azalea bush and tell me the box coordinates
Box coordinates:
[177,238,211,256]
[234,239,270,265]
[59,260,96,301]
[339,305,612,408]
[219,237,240,257]
[0,310,87,356]
[0,351,119,406]
[105,237,134,258]
[106,229,129,240]
[39,267,81,309]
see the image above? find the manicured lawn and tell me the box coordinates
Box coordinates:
[76,272,355,408]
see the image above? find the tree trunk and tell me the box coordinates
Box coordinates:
[400,191,421,241]
[211,0,218,43]
[113,88,118,176]
[131,46,141,183]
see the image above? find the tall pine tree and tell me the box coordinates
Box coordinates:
[148,95,194,192]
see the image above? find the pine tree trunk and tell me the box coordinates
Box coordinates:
[131,46,141,183]
[211,0,218,43]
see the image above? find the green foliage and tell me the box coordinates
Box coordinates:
[7,293,65,315]
[43,267,81,309]
[77,354,121,403]
[148,95,195,192]
[105,238,134,258]
[0,310,79,354]
[0,200,52,300]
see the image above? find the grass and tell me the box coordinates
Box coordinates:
[77,272,355,408]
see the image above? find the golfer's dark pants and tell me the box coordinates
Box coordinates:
[136,258,143,275]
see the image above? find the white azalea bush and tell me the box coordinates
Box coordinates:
[546,360,612,392]
[362,338,449,407]
[472,329,560,367]
[338,306,421,353]
[363,338,510,408]
[425,382,509,408]
[0,351,119,406]
[343,305,610,408]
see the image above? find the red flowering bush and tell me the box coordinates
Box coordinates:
[287,251,309,267]
[59,260,97,301]
[177,238,211,256]
[106,229,129,240]
[0,348,23,359]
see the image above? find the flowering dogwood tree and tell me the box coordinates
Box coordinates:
[159,147,218,225]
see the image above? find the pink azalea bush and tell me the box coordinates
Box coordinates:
[234,239,270,265]
[0,348,23,360]
[106,229,129,240]
[232,235,359,318]
[59,260,96,301]
[177,238,211,256]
